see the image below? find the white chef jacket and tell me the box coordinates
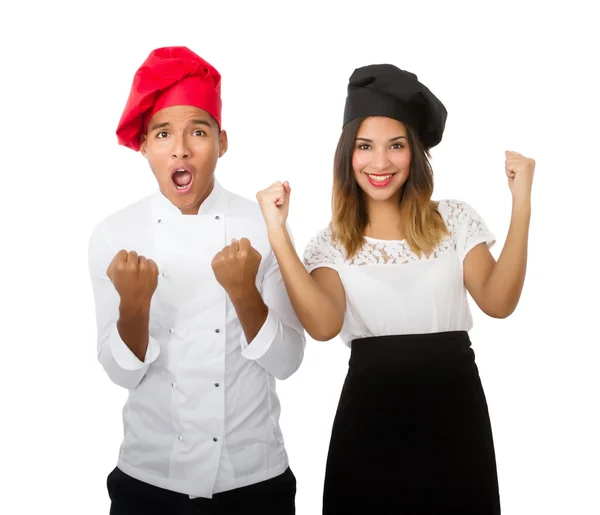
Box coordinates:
[88,179,306,499]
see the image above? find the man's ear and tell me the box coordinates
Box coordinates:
[218,130,228,157]
[140,134,148,157]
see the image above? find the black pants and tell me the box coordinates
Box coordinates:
[107,466,296,515]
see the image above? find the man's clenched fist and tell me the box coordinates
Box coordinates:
[106,250,159,314]
[211,238,262,297]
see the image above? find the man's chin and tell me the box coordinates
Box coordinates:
[159,175,215,214]
[173,195,201,215]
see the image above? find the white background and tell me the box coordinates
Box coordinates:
[1,1,599,513]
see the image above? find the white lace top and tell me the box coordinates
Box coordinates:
[303,200,496,346]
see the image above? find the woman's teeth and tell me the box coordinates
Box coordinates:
[367,174,393,182]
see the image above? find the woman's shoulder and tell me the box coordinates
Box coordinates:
[305,225,338,251]
[434,198,471,214]
[435,198,494,249]
[435,198,479,224]
[303,225,345,264]
[434,199,481,239]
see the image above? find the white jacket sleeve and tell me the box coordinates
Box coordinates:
[88,221,161,390]
[239,227,306,380]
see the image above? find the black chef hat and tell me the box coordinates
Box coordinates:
[343,64,448,148]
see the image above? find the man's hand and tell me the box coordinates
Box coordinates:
[211,238,262,298]
[106,250,158,316]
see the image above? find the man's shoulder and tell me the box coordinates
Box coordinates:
[114,193,155,220]
[224,187,263,219]
[225,189,260,212]
[91,194,156,237]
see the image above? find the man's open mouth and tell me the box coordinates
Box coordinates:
[171,168,194,192]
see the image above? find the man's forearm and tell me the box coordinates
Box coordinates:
[117,304,151,362]
[227,286,268,344]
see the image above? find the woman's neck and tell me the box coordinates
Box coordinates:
[364,195,405,240]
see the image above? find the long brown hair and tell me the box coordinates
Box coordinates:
[330,117,449,258]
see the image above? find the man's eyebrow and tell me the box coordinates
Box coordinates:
[149,119,213,132]
[149,121,170,132]
[190,119,212,127]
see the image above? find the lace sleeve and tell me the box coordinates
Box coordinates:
[445,200,496,261]
[303,227,343,273]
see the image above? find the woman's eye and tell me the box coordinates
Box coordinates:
[391,143,404,149]
[358,144,371,150]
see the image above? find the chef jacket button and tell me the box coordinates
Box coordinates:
[215,215,220,220]
[213,437,218,442]
[170,328,175,334]
[214,382,220,387]
[171,382,176,388]
[157,218,163,224]
[215,328,220,333]
[178,435,183,441]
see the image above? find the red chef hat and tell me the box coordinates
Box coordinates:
[116,46,222,151]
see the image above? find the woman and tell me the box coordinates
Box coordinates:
[256,64,534,514]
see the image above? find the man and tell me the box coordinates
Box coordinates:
[88,46,305,515]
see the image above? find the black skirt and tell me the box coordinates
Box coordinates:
[322,331,501,514]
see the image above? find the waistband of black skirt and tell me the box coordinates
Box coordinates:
[349,331,473,368]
